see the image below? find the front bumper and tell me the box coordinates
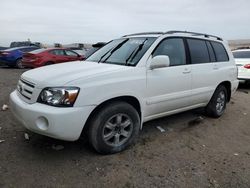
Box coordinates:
[10,90,95,141]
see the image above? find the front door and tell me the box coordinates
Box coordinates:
[145,38,192,119]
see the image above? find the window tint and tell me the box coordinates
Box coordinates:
[187,39,210,64]
[152,38,186,66]
[65,50,78,57]
[206,41,216,62]
[50,50,65,56]
[233,51,250,59]
[211,42,229,62]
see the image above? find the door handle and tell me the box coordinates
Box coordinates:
[183,68,191,74]
[213,65,219,70]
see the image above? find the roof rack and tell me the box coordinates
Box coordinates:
[123,32,164,37]
[122,31,223,41]
[165,30,223,41]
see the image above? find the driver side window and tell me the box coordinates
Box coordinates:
[152,38,186,66]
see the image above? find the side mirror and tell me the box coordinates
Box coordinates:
[150,55,170,70]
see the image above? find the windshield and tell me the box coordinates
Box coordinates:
[233,51,250,59]
[87,37,156,66]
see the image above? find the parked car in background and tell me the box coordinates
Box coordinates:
[233,49,250,84]
[68,47,87,56]
[0,46,40,68]
[10,31,238,154]
[0,46,8,51]
[10,41,41,48]
[84,42,106,58]
[22,48,84,68]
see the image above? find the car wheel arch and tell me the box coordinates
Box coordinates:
[217,81,231,102]
[82,95,143,136]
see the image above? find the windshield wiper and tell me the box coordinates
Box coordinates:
[98,39,129,63]
[125,39,148,66]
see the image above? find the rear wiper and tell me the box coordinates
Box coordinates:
[125,39,148,66]
[98,39,129,63]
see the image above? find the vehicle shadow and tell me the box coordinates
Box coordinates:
[237,82,250,93]
[20,107,205,159]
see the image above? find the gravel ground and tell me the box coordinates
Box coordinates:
[0,66,250,188]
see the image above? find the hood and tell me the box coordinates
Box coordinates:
[21,61,129,88]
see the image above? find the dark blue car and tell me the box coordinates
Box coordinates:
[0,46,40,68]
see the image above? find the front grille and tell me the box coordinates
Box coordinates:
[17,78,35,100]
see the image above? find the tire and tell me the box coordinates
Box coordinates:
[87,101,140,154]
[16,59,24,69]
[205,85,227,118]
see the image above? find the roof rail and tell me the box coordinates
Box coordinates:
[123,32,164,37]
[165,30,223,41]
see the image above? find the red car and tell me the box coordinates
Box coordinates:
[22,48,84,68]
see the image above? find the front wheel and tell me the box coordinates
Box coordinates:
[87,101,140,154]
[205,85,227,118]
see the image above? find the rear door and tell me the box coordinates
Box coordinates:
[187,38,229,105]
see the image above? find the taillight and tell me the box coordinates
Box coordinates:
[1,52,10,56]
[244,64,250,69]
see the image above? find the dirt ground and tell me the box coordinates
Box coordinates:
[0,66,250,188]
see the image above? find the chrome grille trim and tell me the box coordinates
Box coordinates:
[17,78,36,101]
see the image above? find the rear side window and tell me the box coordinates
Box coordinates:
[152,38,186,66]
[211,42,229,62]
[50,50,65,56]
[187,39,210,64]
[65,50,79,57]
[206,41,216,62]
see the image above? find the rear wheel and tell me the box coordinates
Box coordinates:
[205,85,227,118]
[16,59,24,69]
[87,101,140,154]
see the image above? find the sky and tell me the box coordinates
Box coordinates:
[0,0,250,46]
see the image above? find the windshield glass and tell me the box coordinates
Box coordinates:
[233,51,250,59]
[87,37,156,66]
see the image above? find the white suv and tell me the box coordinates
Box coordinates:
[10,31,239,154]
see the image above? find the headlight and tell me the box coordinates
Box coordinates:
[38,87,80,107]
